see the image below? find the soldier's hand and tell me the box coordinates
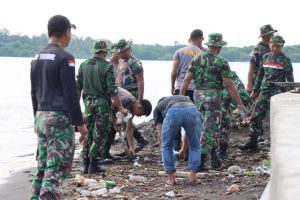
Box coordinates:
[246,85,253,94]
[249,91,257,102]
[77,124,88,143]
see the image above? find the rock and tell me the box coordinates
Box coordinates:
[227,165,242,174]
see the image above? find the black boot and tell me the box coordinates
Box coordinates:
[133,128,149,152]
[83,158,90,174]
[238,136,258,151]
[103,126,117,159]
[199,154,208,171]
[219,142,229,160]
[88,158,106,174]
[210,147,222,169]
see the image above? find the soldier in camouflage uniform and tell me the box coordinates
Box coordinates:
[220,71,250,159]
[239,35,294,151]
[113,39,149,153]
[180,33,247,169]
[247,24,277,93]
[77,40,128,174]
[30,15,87,200]
[115,39,144,101]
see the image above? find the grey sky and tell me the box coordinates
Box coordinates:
[0,0,299,47]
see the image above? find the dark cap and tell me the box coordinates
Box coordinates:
[48,15,76,34]
[190,29,203,40]
[259,24,277,38]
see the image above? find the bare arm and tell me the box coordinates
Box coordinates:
[247,63,255,93]
[171,60,179,94]
[126,117,135,156]
[223,77,246,111]
[155,123,162,147]
[179,72,194,95]
[135,72,144,100]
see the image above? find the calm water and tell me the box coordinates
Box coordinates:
[0,57,299,184]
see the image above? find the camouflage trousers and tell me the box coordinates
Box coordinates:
[30,111,75,200]
[194,90,222,155]
[250,89,281,137]
[82,96,112,159]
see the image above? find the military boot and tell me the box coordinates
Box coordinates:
[219,142,229,160]
[88,158,106,174]
[210,147,222,169]
[238,136,258,151]
[83,158,90,175]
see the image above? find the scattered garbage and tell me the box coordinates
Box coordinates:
[128,174,147,181]
[109,186,122,194]
[91,188,108,196]
[227,165,242,174]
[79,189,92,197]
[100,180,116,187]
[75,174,97,185]
[223,184,240,195]
[133,157,142,167]
[165,190,176,198]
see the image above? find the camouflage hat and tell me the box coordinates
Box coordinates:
[270,34,285,45]
[110,44,117,53]
[204,33,227,47]
[93,39,109,53]
[259,24,277,38]
[114,39,133,53]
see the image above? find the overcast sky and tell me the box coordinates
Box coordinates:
[0,0,299,47]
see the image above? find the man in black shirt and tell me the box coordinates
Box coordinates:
[30,15,87,200]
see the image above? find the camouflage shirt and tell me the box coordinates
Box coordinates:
[253,52,294,94]
[188,51,233,90]
[232,72,245,90]
[118,56,143,92]
[249,42,270,80]
[77,55,118,101]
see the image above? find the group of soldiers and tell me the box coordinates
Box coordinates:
[30,14,294,199]
[170,25,294,176]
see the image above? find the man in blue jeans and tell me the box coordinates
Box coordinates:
[153,95,201,185]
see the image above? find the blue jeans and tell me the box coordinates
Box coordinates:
[162,105,201,174]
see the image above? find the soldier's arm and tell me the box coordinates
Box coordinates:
[247,62,255,93]
[285,58,294,82]
[116,62,128,86]
[171,59,179,94]
[76,64,83,100]
[135,72,144,101]
[179,72,194,95]
[223,77,246,112]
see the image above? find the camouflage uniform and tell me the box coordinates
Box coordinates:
[31,112,75,200]
[115,39,143,99]
[249,25,278,87]
[221,71,250,138]
[188,33,233,156]
[77,40,118,160]
[250,36,294,137]
[118,56,143,98]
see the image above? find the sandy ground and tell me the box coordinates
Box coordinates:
[0,118,270,200]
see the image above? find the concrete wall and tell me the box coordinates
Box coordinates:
[269,92,300,200]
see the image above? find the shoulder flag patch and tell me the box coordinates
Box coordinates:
[68,60,75,67]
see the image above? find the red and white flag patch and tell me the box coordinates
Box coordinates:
[263,62,283,69]
[68,60,75,67]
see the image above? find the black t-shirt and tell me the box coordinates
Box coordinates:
[153,95,192,124]
[30,43,83,125]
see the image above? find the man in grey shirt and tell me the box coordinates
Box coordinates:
[170,29,206,153]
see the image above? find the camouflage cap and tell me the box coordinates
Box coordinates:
[204,33,227,47]
[114,39,133,53]
[270,34,285,45]
[110,44,117,53]
[259,24,277,38]
[93,39,109,53]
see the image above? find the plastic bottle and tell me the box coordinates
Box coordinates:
[75,174,97,185]
[91,188,108,196]
[123,112,133,123]
[100,180,116,187]
[128,174,147,181]
[79,189,92,197]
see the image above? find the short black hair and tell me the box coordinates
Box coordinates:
[190,29,203,40]
[47,15,76,37]
[140,99,152,117]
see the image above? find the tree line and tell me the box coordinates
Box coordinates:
[1,29,300,62]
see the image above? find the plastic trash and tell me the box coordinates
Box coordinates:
[79,189,92,197]
[165,191,176,198]
[108,186,122,194]
[227,165,242,174]
[123,112,133,123]
[128,174,147,181]
[75,174,97,185]
[91,188,108,196]
[100,180,116,187]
